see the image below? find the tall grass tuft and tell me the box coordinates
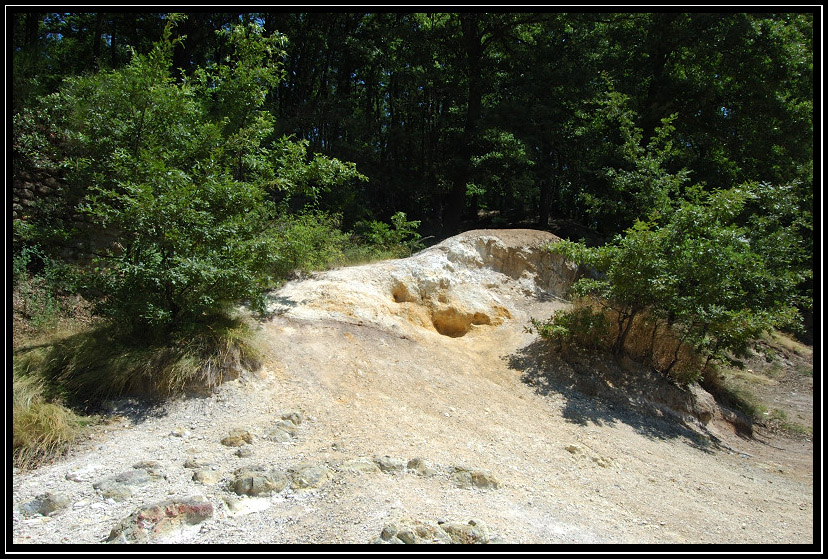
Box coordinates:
[38,315,263,410]
[12,369,90,470]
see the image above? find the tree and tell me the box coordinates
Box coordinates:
[546,181,808,380]
[15,15,366,335]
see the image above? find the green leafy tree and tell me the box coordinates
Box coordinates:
[546,181,807,380]
[16,15,368,336]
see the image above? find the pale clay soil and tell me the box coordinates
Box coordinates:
[11,229,815,546]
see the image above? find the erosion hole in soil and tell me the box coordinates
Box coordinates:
[431,308,491,338]
[391,283,418,304]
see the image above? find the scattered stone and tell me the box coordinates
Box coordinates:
[93,469,153,502]
[407,457,437,477]
[192,469,223,485]
[592,456,613,468]
[372,518,491,544]
[451,467,500,490]
[221,428,253,447]
[281,410,305,425]
[565,444,583,455]
[170,426,191,438]
[132,460,166,479]
[442,519,491,544]
[272,420,299,434]
[289,463,331,490]
[230,467,288,496]
[114,469,152,485]
[341,457,381,474]
[374,455,407,473]
[265,428,293,443]
[19,493,71,517]
[184,457,213,469]
[106,496,213,543]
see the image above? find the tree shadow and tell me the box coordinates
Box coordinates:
[506,339,715,452]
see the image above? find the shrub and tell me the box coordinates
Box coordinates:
[527,303,611,353]
[543,182,809,383]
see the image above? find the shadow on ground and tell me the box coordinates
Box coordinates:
[507,339,714,451]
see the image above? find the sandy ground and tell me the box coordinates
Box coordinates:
[11,230,816,547]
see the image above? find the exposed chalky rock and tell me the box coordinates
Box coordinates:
[192,469,223,485]
[407,457,437,477]
[221,428,253,447]
[106,496,213,544]
[230,467,289,496]
[93,469,153,502]
[450,466,500,490]
[18,492,71,517]
[132,460,166,479]
[374,455,407,473]
[184,457,213,469]
[341,457,381,474]
[289,463,331,490]
[280,410,305,425]
[372,519,490,544]
[442,519,491,544]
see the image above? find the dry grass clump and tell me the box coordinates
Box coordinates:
[12,313,264,470]
[12,369,91,470]
[39,316,263,409]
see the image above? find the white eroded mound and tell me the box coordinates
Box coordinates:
[268,229,579,339]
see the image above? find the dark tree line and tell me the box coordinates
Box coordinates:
[11,11,813,234]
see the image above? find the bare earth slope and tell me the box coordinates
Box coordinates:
[12,230,814,545]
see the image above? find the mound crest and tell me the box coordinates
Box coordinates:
[268,229,579,339]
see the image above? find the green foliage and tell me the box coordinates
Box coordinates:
[270,136,368,203]
[527,305,611,353]
[269,212,352,278]
[575,82,691,232]
[15,17,374,335]
[545,181,808,380]
[353,212,425,257]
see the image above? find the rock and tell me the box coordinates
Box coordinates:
[132,460,166,479]
[235,447,253,458]
[170,426,191,438]
[107,496,213,543]
[373,519,489,544]
[93,469,153,502]
[442,519,491,544]
[273,419,299,433]
[221,428,253,447]
[565,444,583,455]
[281,410,305,425]
[265,428,293,442]
[94,482,134,502]
[407,457,437,477]
[687,382,718,425]
[289,463,331,490]
[192,469,223,485]
[230,468,288,496]
[184,457,213,469]
[451,467,500,490]
[341,457,381,474]
[19,493,71,517]
[374,455,407,473]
